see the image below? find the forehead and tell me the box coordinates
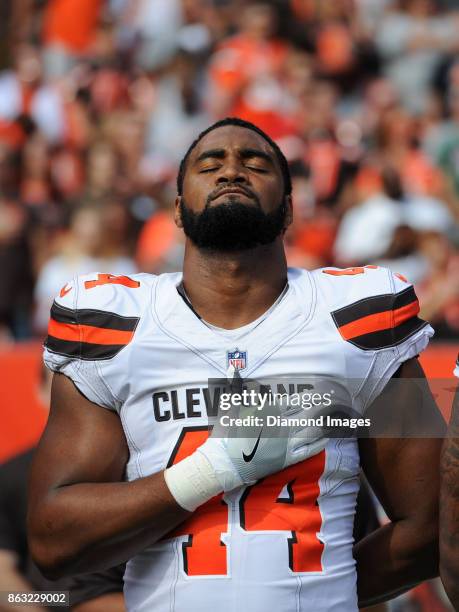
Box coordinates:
[190,125,277,161]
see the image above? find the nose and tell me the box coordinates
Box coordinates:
[216,158,249,185]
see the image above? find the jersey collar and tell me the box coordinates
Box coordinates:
[152,270,315,377]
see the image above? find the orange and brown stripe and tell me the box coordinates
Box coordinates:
[45,301,139,360]
[331,286,428,350]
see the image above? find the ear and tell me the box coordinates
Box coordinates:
[283,195,293,230]
[174,196,183,228]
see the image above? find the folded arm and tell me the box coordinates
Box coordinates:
[27,373,189,579]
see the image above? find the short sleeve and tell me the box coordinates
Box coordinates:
[355,270,434,410]
[43,276,123,411]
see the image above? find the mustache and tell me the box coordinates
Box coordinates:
[206,183,260,207]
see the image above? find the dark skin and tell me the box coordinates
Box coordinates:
[356,357,445,606]
[27,373,189,578]
[28,126,443,607]
[440,384,459,609]
[175,125,292,329]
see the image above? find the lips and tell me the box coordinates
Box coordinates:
[212,187,253,200]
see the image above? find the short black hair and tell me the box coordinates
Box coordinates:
[176,117,292,197]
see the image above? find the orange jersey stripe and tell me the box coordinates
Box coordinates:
[48,319,134,346]
[338,300,420,340]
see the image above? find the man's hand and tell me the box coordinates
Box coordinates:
[200,417,326,490]
[164,392,328,511]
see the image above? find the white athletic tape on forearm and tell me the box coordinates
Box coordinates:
[164,451,222,512]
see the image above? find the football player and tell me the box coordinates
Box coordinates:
[28,118,444,611]
[440,356,459,609]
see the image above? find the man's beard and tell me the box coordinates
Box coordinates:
[179,195,287,252]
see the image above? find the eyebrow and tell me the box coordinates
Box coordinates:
[240,148,273,164]
[195,147,274,164]
[195,149,226,163]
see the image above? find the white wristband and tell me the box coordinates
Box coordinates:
[164,451,223,512]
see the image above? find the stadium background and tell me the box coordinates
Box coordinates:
[0,0,457,610]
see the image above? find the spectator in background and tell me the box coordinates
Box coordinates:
[0,0,455,351]
[136,204,184,274]
[145,50,210,168]
[416,231,459,338]
[375,106,444,197]
[425,62,459,200]
[376,0,459,115]
[83,141,121,202]
[120,0,183,71]
[0,195,33,341]
[284,160,337,269]
[0,44,66,144]
[333,167,404,266]
[0,1,35,71]
[207,2,291,136]
[33,202,136,335]
[101,109,147,196]
[42,0,104,80]
[20,133,51,206]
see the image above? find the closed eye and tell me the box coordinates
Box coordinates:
[199,166,220,173]
[246,164,269,172]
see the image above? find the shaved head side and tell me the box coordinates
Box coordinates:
[177,117,292,198]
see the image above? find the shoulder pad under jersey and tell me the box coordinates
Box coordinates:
[44,272,154,362]
[311,265,431,351]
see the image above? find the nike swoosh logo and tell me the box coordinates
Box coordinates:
[60,283,73,298]
[242,428,263,463]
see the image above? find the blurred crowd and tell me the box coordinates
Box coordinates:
[0,0,458,342]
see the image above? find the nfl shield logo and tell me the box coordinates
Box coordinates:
[227,349,247,371]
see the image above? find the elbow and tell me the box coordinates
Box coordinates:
[27,513,79,580]
[28,535,73,580]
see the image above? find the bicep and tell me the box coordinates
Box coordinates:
[359,358,444,522]
[29,373,129,509]
[360,436,441,523]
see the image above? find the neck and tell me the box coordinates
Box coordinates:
[181,238,288,329]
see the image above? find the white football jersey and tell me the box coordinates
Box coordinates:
[43,266,433,612]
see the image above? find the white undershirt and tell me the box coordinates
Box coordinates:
[178,282,290,342]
